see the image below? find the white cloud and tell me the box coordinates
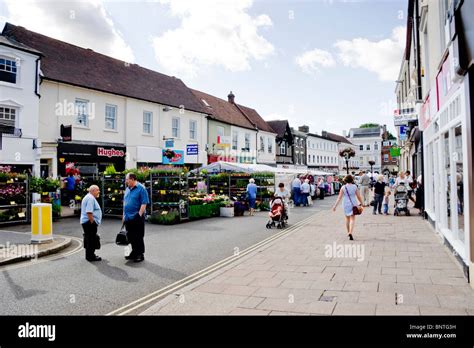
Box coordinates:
[295,48,336,74]
[334,26,406,81]
[153,0,274,78]
[3,0,134,62]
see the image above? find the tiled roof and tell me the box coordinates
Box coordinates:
[236,104,275,133]
[266,120,288,138]
[323,132,353,145]
[190,89,255,130]
[1,23,208,114]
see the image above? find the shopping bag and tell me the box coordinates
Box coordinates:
[307,196,313,206]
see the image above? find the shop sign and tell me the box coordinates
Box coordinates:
[399,126,408,141]
[217,136,231,146]
[394,111,418,126]
[390,146,401,157]
[186,144,198,155]
[165,140,174,148]
[97,147,125,158]
[162,150,184,165]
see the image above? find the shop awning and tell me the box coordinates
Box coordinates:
[193,161,331,176]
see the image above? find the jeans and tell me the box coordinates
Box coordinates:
[373,193,384,213]
[125,213,145,257]
[301,193,309,206]
[383,203,389,214]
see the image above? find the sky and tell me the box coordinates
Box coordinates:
[0,0,407,136]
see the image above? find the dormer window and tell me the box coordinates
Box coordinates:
[0,58,17,84]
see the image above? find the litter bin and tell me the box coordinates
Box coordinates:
[31,203,53,243]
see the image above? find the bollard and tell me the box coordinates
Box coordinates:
[31,203,53,243]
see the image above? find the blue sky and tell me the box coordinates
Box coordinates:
[1,0,407,136]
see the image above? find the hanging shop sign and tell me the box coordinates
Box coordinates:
[390,146,401,157]
[165,140,174,148]
[394,111,418,126]
[162,150,184,165]
[399,126,408,141]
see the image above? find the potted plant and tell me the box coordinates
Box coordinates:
[219,197,234,217]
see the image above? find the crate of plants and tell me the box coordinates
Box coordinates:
[148,208,180,225]
[29,177,61,218]
[102,173,125,217]
[150,168,188,219]
[0,170,28,224]
[188,193,226,219]
[208,173,230,196]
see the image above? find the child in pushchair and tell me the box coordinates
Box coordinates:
[266,196,287,229]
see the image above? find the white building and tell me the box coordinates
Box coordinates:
[305,132,339,173]
[0,34,42,175]
[347,126,383,173]
[2,23,209,177]
[322,131,360,175]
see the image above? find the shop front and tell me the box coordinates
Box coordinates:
[423,75,470,272]
[57,142,126,176]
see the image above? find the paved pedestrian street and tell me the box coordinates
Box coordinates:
[141,203,474,316]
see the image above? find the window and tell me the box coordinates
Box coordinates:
[268,138,272,153]
[0,58,17,83]
[217,126,225,141]
[105,104,117,130]
[143,111,152,134]
[280,142,286,155]
[359,145,363,151]
[75,99,89,127]
[189,120,197,139]
[366,144,370,151]
[232,131,238,150]
[374,143,379,150]
[172,117,180,138]
[244,133,250,151]
[317,155,320,163]
[308,154,311,163]
[260,136,265,152]
[383,154,389,162]
[0,106,17,126]
[313,155,315,163]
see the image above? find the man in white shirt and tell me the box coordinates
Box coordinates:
[292,175,302,207]
[359,171,371,207]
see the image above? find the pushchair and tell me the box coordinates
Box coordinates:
[266,197,287,229]
[394,184,410,216]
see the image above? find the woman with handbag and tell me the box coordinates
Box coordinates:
[332,175,363,240]
[80,185,102,262]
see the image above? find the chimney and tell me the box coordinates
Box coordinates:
[298,125,309,133]
[322,130,328,138]
[228,91,235,104]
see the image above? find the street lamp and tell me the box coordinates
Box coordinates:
[344,153,350,175]
[368,160,375,184]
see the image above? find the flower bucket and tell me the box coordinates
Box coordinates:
[219,207,234,217]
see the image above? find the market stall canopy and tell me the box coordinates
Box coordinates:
[192,161,276,174]
[193,161,331,176]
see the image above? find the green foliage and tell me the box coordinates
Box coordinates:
[104,164,117,175]
[359,123,380,128]
[29,177,60,193]
[148,209,180,225]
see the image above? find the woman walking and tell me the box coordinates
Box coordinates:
[246,178,258,216]
[372,175,386,215]
[332,175,363,240]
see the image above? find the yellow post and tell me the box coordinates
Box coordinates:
[31,203,53,243]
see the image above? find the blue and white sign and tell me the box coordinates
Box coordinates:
[187,144,199,155]
[399,126,408,141]
[165,140,174,148]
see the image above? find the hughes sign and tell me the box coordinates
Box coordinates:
[97,147,125,158]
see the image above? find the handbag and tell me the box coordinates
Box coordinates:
[370,199,376,207]
[344,185,362,215]
[94,234,101,250]
[115,223,129,246]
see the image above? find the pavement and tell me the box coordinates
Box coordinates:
[0,230,72,266]
[0,199,332,315]
[140,204,474,316]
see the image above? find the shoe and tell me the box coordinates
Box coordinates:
[133,255,145,263]
[125,254,136,260]
[86,255,102,262]
[348,234,354,241]
[373,211,376,215]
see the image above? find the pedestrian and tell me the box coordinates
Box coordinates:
[414,175,424,216]
[389,175,395,188]
[372,175,386,215]
[405,170,416,206]
[80,185,102,262]
[300,179,311,206]
[291,175,302,207]
[274,182,290,216]
[123,173,149,263]
[359,171,371,206]
[383,186,391,215]
[332,175,363,240]
[246,178,258,216]
[64,172,76,203]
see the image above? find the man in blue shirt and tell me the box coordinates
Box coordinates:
[80,185,102,262]
[292,175,302,207]
[123,173,149,262]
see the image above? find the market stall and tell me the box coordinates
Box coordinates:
[0,171,28,224]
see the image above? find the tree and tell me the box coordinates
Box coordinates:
[359,123,380,128]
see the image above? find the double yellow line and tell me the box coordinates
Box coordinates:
[107,213,317,316]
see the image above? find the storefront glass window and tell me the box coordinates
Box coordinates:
[443,131,451,231]
[454,125,464,242]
